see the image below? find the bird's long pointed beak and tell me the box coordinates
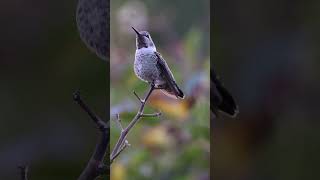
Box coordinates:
[132,27,141,35]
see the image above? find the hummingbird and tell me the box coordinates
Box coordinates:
[211,68,238,117]
[132,27,184,99]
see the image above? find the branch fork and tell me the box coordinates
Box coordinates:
[110,84,161,163]
[73,91,109,180]
[72,83,161,179]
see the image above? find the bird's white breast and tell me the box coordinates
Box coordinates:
[135,46,156,55]
[134,47,161,83]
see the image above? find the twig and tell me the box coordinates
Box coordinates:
[110,142,129,163]
[133,91,144,103]
[140,112,162,117]
[111,114,130,160]
[110,84,161,162]
[18,165,28,180]
[73,91,109,180]
[114,114,124,131]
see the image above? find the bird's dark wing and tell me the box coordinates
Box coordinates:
[154,52,184,99]
[211,68,238,117]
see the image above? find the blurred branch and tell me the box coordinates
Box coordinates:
[18,165,28,180]
[110,84,161,163]
[73,91,109,180]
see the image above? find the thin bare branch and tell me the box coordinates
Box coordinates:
[110,141,129,163]
[140,112,162,117]
[110,84,160,162]
[112,113,129,160]
[133,91,144,103]
[73,90,108,131]
[73,91,109,180]
[114,114,124,131]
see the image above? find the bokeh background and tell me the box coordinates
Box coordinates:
[213,0,320,179]
[110,0,210,179]
[0,0,107,179]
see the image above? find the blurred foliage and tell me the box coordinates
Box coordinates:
[110,0,209,179]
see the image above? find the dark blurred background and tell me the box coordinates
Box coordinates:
[0,0,107,179]
[213,0,320,179]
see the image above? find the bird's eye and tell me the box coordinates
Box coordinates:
[145,35,149,38]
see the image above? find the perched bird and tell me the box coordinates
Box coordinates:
[132,27,184,99]
[211,68,238,117]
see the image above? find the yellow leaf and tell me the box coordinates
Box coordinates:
[141,126,172,149]
[111,162,126,180]
[149,90,190,120]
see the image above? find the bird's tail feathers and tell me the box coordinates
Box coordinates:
[216,83,239,117]
[161,83,184,99]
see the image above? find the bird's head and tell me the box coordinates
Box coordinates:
[132,27,156,50]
